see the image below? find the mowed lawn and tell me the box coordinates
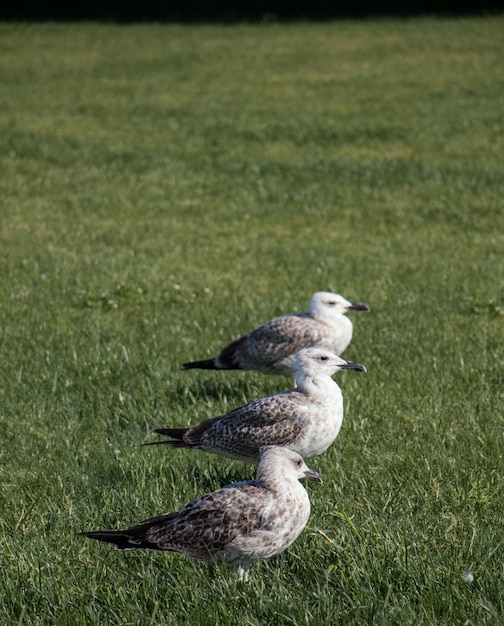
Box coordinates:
[0,16,503,625]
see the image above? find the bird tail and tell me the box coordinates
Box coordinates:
[78,525,162,550]
[142,428,191,448]
[182,358,218,370]
[77,530,134,549]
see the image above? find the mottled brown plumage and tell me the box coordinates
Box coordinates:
[183,292,369,375]
[79,447,322,581]
[148,348,366,462]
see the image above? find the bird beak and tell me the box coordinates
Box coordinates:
[304,468,323,484]
[341,360,367,373]
[348,302,370,312]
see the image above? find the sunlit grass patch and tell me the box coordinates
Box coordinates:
[0,16,503,625]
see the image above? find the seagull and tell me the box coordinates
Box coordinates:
[147,348,366,462]
[182,291,369,376]
[78,446,322,582]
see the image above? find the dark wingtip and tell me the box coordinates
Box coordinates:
[182,358,219,370]
[141,428,190,448]
[153,428,185,437]
[77,530,118,543]
[78,530,139,550]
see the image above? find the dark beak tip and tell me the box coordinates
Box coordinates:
[350,302,370,312]
[343,361,367,373]
[305,470,323,484]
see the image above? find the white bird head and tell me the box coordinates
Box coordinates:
[292,347,367,379]
[308,292,370,321]
[257,446,323,484]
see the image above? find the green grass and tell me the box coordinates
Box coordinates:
[1,16,503,625]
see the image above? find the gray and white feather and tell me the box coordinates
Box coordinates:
[148,348,366,462]
[79,446,322,581]
[183,291,369,376]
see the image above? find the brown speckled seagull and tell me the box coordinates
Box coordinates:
[183,292,369,376]
[78,446,322,582]
[147,348,366,462]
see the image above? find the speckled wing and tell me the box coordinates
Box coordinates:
[132,483,274,561]
[218,315,325,371]
[183,392,309,458]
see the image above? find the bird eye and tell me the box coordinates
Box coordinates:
[320,355,328,361]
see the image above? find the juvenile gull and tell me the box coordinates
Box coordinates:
[183,291,369,376]
[79,446,322,582]
[148,348,366,462]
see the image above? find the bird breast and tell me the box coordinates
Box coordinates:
[222,486,310,563]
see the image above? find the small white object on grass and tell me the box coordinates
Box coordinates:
[79,446,322,582]
[183,291,369,376]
